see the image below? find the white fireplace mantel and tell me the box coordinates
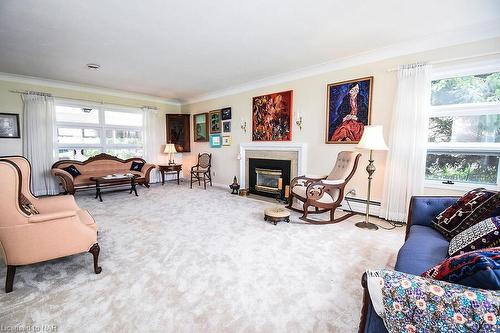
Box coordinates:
[239,142,307,188]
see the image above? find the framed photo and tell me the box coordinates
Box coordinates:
[166,114,191,152]
[223,121,231,133]
[252,90,293,141]
[221,107,232,120]
[209,109,222,134]
[210,134,222,148]
[193,112,209,142]
[326,76,373,144]
[222,135,232,146]
[0,113,20,139]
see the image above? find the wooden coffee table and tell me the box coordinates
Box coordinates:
[90,174,139,202]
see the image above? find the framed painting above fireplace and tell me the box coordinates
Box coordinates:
[252,90,293,141]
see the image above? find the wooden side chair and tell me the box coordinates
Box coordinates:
[287,151,361,224]
[190,153,212,189]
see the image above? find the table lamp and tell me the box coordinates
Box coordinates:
[355,125,388,230]
[164,143,177,165]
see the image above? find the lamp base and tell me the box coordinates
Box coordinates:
[355,221,379,230]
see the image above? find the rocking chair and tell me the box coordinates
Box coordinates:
[287,151,361,224]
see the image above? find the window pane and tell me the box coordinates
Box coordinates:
[431,72,500,106]
[428,115,500,143]
[106,148,143,159]
[58,148,100,161]
[426,152,499,185]
[106,129,142,145]
[56,106,99,124]
[105,110,143,126]
[57,127,100,144]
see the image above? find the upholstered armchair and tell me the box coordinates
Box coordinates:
[287,151,361,224]
[190,153,212,189]
[0,156,101,293]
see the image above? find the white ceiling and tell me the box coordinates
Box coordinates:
[0,0,499,103]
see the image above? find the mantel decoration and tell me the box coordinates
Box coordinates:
[252,90,293,141]
[0,113,20,139]
[326,76,373,144]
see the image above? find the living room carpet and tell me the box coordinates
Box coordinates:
[0,184,404,332]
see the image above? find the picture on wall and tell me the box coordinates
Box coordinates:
[209,109,222,134]
[221,107,232,120]
[222,135,232,146]
[0,113,20,139]
[223,121,231,133]
[193,112,209,142]
[326,76,373,144]
[166,114,191,152]
[210,134,222,148]
[252,90,292,141]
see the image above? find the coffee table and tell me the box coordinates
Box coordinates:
[90,174,139,202]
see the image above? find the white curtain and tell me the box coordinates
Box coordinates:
[379,63,432,222]
[143,108,164,183]
[22,93,59,195]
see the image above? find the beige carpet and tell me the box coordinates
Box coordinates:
[0,183,404,332]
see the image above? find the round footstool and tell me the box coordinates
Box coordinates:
[264,207,290,225]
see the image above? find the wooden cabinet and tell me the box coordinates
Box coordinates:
[165,114,191,152]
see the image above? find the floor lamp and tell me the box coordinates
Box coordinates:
[355,125,388,231]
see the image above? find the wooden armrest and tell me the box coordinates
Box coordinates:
[291,175,327,187]
[28,210,77,223]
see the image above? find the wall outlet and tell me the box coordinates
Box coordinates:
[212,170,216,177]
[346,188,356,197]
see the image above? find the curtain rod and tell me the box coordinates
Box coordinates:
[8,90,159,110]
[386,51,500,72]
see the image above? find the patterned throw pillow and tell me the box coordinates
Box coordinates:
[62,164,81,177]
[422,247,500,289]
[130,161,145,172]
[448,217,500,256]
[432,188,499,240]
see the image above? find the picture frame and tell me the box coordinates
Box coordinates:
[222,121,231,133]
[193,112,209,142]
[210,134,222,148]
[209,109,222,134]
[165,114,191,152]
[252,90,293,141]
[222,135,232,146]
[326,76,373,144]
[221,107,232,120]
[0,113,20,139]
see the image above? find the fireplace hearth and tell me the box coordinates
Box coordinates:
[249,158,291,199]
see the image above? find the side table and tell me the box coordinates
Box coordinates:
[158,164,182,185]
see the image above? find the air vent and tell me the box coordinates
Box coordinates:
[86,63,100,70]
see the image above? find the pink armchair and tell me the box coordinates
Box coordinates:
[0,156,101,293]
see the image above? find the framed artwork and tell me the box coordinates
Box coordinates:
[210,134,222,148]
[166,114,191,152]
[193,112,209,142]
[0,113,20,139]
[209,109,222,134]
[252,90,293,141]
[223,121,231,133]
[326,76,373,144]
[221,107,232,120]
[222,135,232,146]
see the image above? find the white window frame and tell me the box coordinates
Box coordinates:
[55,99,144,160]
[425,60,500,191]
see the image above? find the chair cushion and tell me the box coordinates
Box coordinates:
[448,216,500,256]
[422,247,500,290]
[63,165,81,177]
[291,185,337,204]
[395,225,449,275]
[432,188,499,240]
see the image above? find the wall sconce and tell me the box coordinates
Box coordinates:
[295,112,303,131]
[240,118,247,133]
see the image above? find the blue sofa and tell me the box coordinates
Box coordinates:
[358,196,500,333]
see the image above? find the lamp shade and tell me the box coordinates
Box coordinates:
[357,125,388,151]
[163,143,177,154]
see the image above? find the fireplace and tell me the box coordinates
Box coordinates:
[249,158,291,199]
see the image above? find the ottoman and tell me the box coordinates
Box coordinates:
[264,207,291,225]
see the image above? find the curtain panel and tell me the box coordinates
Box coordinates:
[143,108,164,183]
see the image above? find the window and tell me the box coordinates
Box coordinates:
[55,102,144,161]
[426,68,500,189]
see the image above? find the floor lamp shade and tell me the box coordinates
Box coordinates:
[355,125,388,230]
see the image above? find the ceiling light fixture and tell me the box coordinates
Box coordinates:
[86,63,100,70]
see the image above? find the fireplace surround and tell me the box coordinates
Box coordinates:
[249,158,291,198]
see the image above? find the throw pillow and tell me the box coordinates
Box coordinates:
[422,247,500,289]
[130,161,144,172]
[63,165,81,177]
[432,188,499,240]
[448,216,500,256]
